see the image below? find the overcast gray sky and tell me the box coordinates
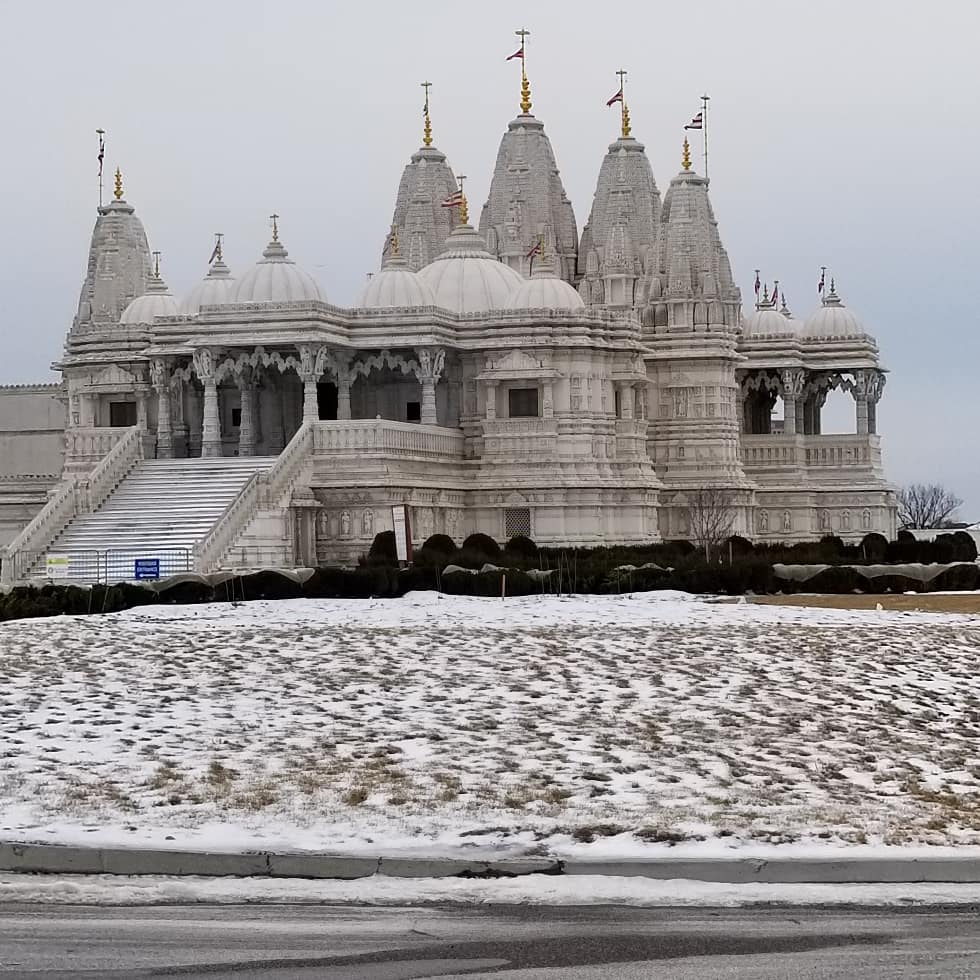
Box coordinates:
[1,0,977,517]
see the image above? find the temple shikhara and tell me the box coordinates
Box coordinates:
[0,36,895,581]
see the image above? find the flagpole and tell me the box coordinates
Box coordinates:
[617,68,629,139]
[96,128,105,208]
[701,94,710,182]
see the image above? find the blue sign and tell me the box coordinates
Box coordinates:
[134,558,161,580]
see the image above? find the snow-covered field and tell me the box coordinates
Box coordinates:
[1,592,979,857]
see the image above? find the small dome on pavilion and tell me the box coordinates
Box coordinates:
[742,289,794,338]
[357,252,435,309]
[233,225,325,304]
[508,252,584,311]
[803,281,865,339]
[418,223,524,314]
[179,250,236,314]
[120,267,178,324]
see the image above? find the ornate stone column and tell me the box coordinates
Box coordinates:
[193,349,223,458]
[615,382,633,420]
[484,380,499,421]
[781,369,805,437]
[542,379,555,419]
[264,374,284,452]
[853,370,870,436]
[298,344,328,424]
[867,370,885,435]
[150,359,173,459]
[237,370,256,457]
[414,347,445,426]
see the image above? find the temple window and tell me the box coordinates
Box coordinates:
[508,387,539,418]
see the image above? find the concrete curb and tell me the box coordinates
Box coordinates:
[3,842,980,883]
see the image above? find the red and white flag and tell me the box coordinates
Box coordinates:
[685,111,703,130]
[506,46,524,61]
[606,88,623,107]
[97,132,105,178]
[817,268,826,294]
[771,284,779,305]
[526,240,542,259]
[441,190,463,209]
[754,271,761,297]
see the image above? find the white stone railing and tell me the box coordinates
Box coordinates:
[740,435,802,469]
[193,472,262,573]
[262,422,315,507]
[741,434,882,473]
[312,420,464,460]
[803,434,882,469]
[77,426,143,513]
[64,426,129,471]
[1,478,79,583]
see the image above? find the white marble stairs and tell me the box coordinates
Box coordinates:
[44,457,276,582]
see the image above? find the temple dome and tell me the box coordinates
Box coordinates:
[418,224,524,314]
[179,255,235,314]
[119,271,178,324]
[803,283,864,338]
[233,236,325,304]
[508,255,584,311]
[742,294,794,338]
[357,253,435,308]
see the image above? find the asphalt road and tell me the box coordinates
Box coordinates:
[1,904,979,979]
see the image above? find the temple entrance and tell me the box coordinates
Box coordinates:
[316,381,338,421]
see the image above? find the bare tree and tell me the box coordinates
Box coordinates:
[685,487,736,561]
[897,483,963,529]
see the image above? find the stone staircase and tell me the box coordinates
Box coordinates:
[44,457,275,582]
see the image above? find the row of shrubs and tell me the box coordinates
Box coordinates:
[2,553,978,623]
[367,529,978,573]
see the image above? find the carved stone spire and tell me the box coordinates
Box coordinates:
[578,127,661,308]
[72,178,153,333]
[642,160,740,332]
[478,109,578,283]
[383,112,461,272]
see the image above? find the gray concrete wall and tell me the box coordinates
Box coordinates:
[0,385,66,548]
[0,384,65,477]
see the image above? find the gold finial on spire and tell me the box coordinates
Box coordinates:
[390,223,400,257]
[457,174,469,225]
[515,27,532,114]
[270,213,279,243]
[616,69,631,138]
[682,137,692,171]
[421,81,433,147]
[113,167,123,200]
[152,250,161,278]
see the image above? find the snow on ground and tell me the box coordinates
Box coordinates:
[1,591,979,856]
[3,872,980,908]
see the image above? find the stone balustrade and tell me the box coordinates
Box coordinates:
[64,427,129,473]
[312,420,464,460]
[742,433,882,475]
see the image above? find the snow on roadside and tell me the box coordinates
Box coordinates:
[2,591,979,855]
[3,872,980,908]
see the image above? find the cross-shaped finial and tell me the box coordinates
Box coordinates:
[515,26,531,43]
[421,80,432,108]
[270,213,279,243]
[616,68,628,89]
[214,232,224,262]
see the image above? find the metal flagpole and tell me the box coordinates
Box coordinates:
[96,128,105,208]
[701,94,710,182]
